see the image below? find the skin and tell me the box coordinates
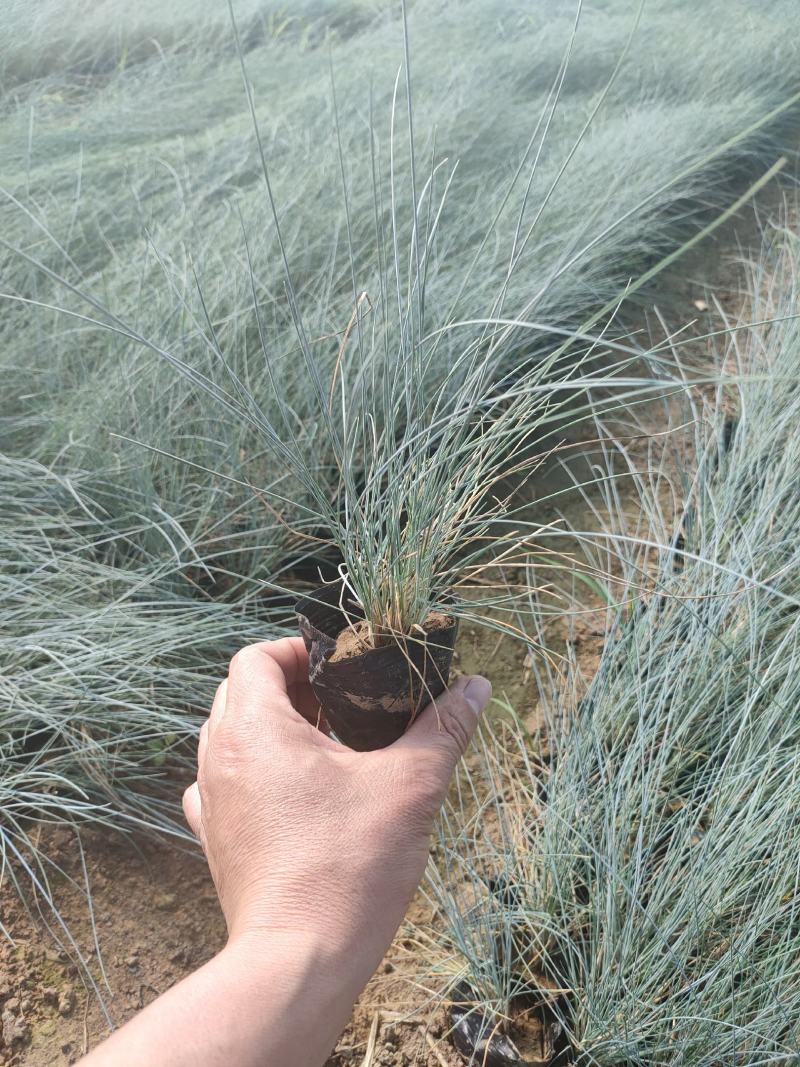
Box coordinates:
[79,637,491,1067]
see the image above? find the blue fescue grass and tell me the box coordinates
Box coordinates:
[426,217,800,1065]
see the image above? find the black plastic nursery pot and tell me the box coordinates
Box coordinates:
[295,579,458,751]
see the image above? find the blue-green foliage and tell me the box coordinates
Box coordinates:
[430,227,800,1065]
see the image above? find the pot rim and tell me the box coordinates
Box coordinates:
[294,577,457,650]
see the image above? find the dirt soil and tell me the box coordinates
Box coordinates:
[0,200,776,1066]
[331,611,455,663]
[0,830,473,1067]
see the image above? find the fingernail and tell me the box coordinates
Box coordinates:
[460,675,492,717]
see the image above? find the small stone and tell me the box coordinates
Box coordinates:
[2,1008,29,1047]
[42,987,59,1007]
[125,955,139,969]
[58,990,74,1017]
[61,1041,73,1055]
[383,961,394,974]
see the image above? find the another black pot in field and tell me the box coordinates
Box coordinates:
[295,580,458,751]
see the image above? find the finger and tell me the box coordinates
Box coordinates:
[233,638,309,692]
[264,636,310,689]
[226,641,309,725]
[182,782,202,838]
[391,675,492,772]
[243,638,324,729]
[208,678,228,741]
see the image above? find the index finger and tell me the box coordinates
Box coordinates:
[226,638,310,723]
[249,636,309,689]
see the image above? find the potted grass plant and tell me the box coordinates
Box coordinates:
[227,208,622,749]
[290,338,581,750]
[208,17,671,749]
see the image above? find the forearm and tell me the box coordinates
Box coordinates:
[79,925,384,1067]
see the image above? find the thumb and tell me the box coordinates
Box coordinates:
[392,675,492,770]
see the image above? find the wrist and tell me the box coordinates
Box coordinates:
[224,850,422,966]
[223,923,348,984]
[215,925,374,1067]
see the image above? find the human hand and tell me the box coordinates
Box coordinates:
[80,638,490,1067]
[182,637,491,955]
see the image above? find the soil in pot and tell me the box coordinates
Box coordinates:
[295,580,458,751]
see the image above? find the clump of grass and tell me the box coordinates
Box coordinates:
[0,456,288,894]
[426,219,800,1064]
